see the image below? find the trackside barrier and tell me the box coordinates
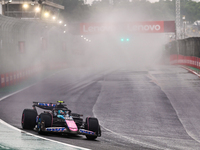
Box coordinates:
[170,55,200,69]
[9,73,13,86]
[167,37,200,71]
[170,55,178,65]
[1,75,5,88]
[13,72,16,85]
[0,62,68,89]
[16,71,19,82]
[5,73,9,87]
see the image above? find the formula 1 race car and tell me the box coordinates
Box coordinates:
[21,101,101,140]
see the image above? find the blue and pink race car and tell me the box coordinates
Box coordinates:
[21,101,101,140]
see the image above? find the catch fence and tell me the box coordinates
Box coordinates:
[0,15,69,87]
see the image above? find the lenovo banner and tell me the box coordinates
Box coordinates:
[80,21,175,35]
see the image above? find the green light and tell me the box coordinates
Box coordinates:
[126,38,129,41]
[121,38,124,42]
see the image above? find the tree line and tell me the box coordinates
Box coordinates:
[58,0,200,24]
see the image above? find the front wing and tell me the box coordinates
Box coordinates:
[41,127,98,136]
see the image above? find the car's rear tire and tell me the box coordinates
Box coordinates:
[21,109,37,129]
[38,113,52,134]
[85,117,100,140]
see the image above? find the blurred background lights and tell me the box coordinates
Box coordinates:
[44,12,49,17]
[23,4,29,9]
[35,7,40,12]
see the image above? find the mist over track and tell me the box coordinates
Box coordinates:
[0,66,200,150]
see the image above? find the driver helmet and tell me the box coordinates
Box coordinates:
[58,110,64,115]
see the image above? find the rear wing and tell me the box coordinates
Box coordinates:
[33,102,57,110]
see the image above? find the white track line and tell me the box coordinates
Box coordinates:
[0,69,66,102]
[93,96,165,149]
[181,66,200,77]
[0,84,36,102]
[0,119,90,150]
[93,110,165,150]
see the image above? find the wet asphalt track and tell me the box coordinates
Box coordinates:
[1,66,200,150]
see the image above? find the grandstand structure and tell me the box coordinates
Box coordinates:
[0,0,64,19]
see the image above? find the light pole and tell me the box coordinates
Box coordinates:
[34,6,40,18]
[6,0,12,16]
[176,0,181,40]
[38,0,44,19]
[182,15,186,39]
[22,3,29,18]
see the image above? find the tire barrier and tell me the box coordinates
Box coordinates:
[166,37,200,70]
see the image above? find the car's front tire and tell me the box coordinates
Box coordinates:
[85,117,101,140]
[38,113,52,134]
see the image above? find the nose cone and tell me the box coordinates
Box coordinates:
[65,120,78,132]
